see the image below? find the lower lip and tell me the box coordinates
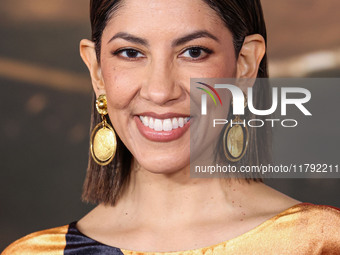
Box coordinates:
[134,116,191,142]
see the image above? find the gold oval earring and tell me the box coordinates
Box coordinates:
[223,93,249,162]
[90,95,117,166]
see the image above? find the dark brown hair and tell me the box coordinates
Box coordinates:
[82,0,271,205]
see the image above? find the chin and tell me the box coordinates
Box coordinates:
[137,157,190,175]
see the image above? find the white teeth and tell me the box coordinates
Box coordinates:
[163,119,172,131]
[140,116,149,126]
[154,119,162,131]
[178,117,184,128]
[144,117,149,126]
[172,118,178,129]
[139,116,190,131]
[149,117,154,129]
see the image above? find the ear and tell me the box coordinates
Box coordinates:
[79,39,106,97]
[236,34,266,79]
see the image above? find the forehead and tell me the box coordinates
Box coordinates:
[102,0,227,42]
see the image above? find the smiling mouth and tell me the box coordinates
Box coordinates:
[139,116,191,131]
[134,113,191,142]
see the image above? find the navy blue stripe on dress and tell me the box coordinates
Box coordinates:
[64,221,124,255]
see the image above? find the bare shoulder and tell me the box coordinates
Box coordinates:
[239,181,301,217]
[1,225,69,255]
[76,205,105,232]
[253,182,340,221]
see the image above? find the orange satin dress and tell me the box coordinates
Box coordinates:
[2,203,340,255]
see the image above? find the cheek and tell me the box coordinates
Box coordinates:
[209,52,237,77]
[101,64,140,110]
[198,63,236,77]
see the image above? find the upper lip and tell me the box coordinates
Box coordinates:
[136,112,190,119]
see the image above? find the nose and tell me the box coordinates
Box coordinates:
[140,57,182,105]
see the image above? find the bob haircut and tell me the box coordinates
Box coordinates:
[82,0,271,205]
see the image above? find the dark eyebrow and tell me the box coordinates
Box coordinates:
[108,32,149,47]
[171,30,219,47]
[107,30,219,48]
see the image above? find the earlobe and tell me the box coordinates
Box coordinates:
[236,34,266,79]
[79,39,106,97]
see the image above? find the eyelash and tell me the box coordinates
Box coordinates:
[179,46,213,61]
[112,48,145,61]
[112,46,213,61]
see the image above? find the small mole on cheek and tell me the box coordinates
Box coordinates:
[125,212,128,215]
[210,196,214,200]
[232,200,235,203]
[239,205,242,208]
[233,189,236,191]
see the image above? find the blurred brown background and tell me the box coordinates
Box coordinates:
[1,0,340,250]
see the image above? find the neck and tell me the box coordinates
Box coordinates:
[109,161,254,227]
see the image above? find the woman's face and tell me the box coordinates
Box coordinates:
[99,0,236,174]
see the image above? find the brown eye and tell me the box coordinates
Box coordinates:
[188,48,202,58]
[179,47,213,60]
[113,48,145,59]
[124,49,140,58]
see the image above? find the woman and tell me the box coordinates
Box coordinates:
[3,0,340,254]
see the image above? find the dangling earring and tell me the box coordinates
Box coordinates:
[90,94,117,166]
[223,93,249,162]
